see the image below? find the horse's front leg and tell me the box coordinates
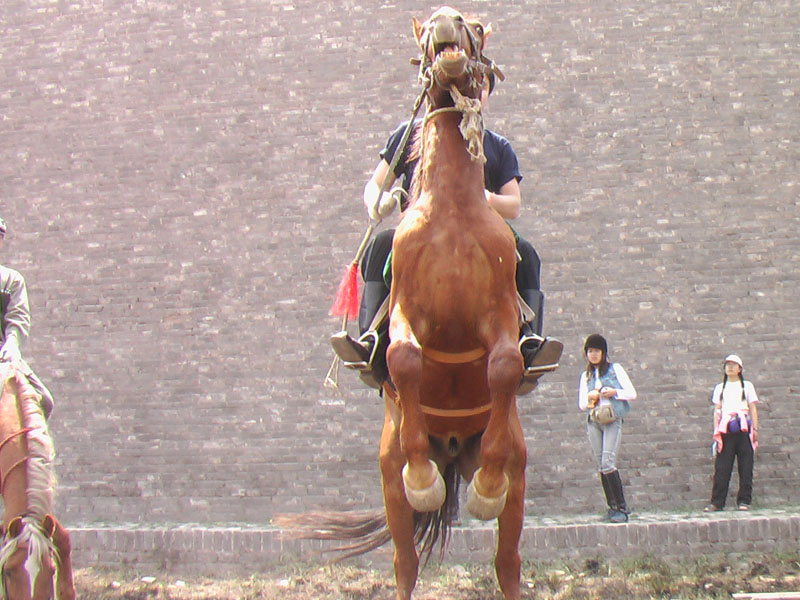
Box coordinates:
[466,336,523,520]
[387,309,445,512]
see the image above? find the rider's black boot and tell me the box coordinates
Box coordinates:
[517,289,563,395]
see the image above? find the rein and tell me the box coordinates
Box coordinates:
[324,75,434,391]
[339,73,434,325]
[0,427,33,496]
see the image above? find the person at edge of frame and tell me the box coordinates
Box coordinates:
[0,215,55,418]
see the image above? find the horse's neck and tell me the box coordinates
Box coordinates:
[0,383,29,528]
[417,113,484,209]
[0,376,55,525]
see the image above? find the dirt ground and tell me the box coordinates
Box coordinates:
[75,551,800,599]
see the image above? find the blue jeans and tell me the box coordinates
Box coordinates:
[587,417,622,474]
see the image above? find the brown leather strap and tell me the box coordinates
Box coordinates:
[420,403,492,418]
[422,346,486,364]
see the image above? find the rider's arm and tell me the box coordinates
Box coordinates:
[363,160,398,217]
[486,178,521,220]
[0,270,31,360]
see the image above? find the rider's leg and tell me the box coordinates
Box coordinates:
[515,239,561,372]
[330,229,394,385]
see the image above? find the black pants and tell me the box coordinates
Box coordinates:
[711,431,754,508]
[359,228,541,332]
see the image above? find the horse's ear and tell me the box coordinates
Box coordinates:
[42,514,57,539]
[47,516,77,600]
[480,22,492,51]
[7,516,23,539]
[412,17,425,46]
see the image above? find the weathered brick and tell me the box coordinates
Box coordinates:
[1,0,798,563]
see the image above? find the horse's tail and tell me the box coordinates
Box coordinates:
[277,462,461,565]
[276,508,390,562]
[414,461,460,566]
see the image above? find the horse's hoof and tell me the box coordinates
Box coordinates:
[466,469,509,520]
[402,460,446,512]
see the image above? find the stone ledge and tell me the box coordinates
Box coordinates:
[69,510,800,575]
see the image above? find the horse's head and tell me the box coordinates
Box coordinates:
[412,7,496,104]
[0,516,69,600]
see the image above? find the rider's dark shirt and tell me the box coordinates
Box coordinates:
[379,119,522,206]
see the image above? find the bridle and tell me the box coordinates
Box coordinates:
[409,11,507,163]
[411,11,505,103]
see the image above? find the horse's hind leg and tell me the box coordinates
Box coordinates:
[494,411,526,600]
[387,317,445,512]
[380,404,419,600]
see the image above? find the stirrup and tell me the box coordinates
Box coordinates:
[517,337,563,396]
[330,330,379,371]
[520,336,563,375]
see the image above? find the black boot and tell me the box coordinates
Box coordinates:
[601,472,617,521]
[330,281,389,388]
[517,289,563,395]
[607,470,630,523]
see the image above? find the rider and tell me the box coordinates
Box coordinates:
[0,216,55,418]
[331,74,562,392]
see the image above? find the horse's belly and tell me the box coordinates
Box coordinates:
[418,364,491,437]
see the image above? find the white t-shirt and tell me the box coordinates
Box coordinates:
[712,379,758,414]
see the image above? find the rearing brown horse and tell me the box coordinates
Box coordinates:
[380,7,526,599]
[281,8,527,600]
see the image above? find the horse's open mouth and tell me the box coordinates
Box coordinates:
[433,44,468,77]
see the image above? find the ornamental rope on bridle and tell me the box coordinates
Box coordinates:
[420,80,486,165]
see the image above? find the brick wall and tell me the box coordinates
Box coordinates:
[0,0,798,528]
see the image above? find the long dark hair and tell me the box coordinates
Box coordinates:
[720,365,745,401]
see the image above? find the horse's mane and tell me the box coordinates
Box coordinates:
[21,389,57,519]
[408,123,423,204]
[1,365,57,518]
[0,366,58,596]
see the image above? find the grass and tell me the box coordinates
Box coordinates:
[74,550,800,599]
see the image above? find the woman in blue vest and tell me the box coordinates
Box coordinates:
[578,334,637,523]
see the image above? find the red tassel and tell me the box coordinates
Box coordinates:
[330,263,360,319]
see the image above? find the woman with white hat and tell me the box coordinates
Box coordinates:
[705,354,760,512]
